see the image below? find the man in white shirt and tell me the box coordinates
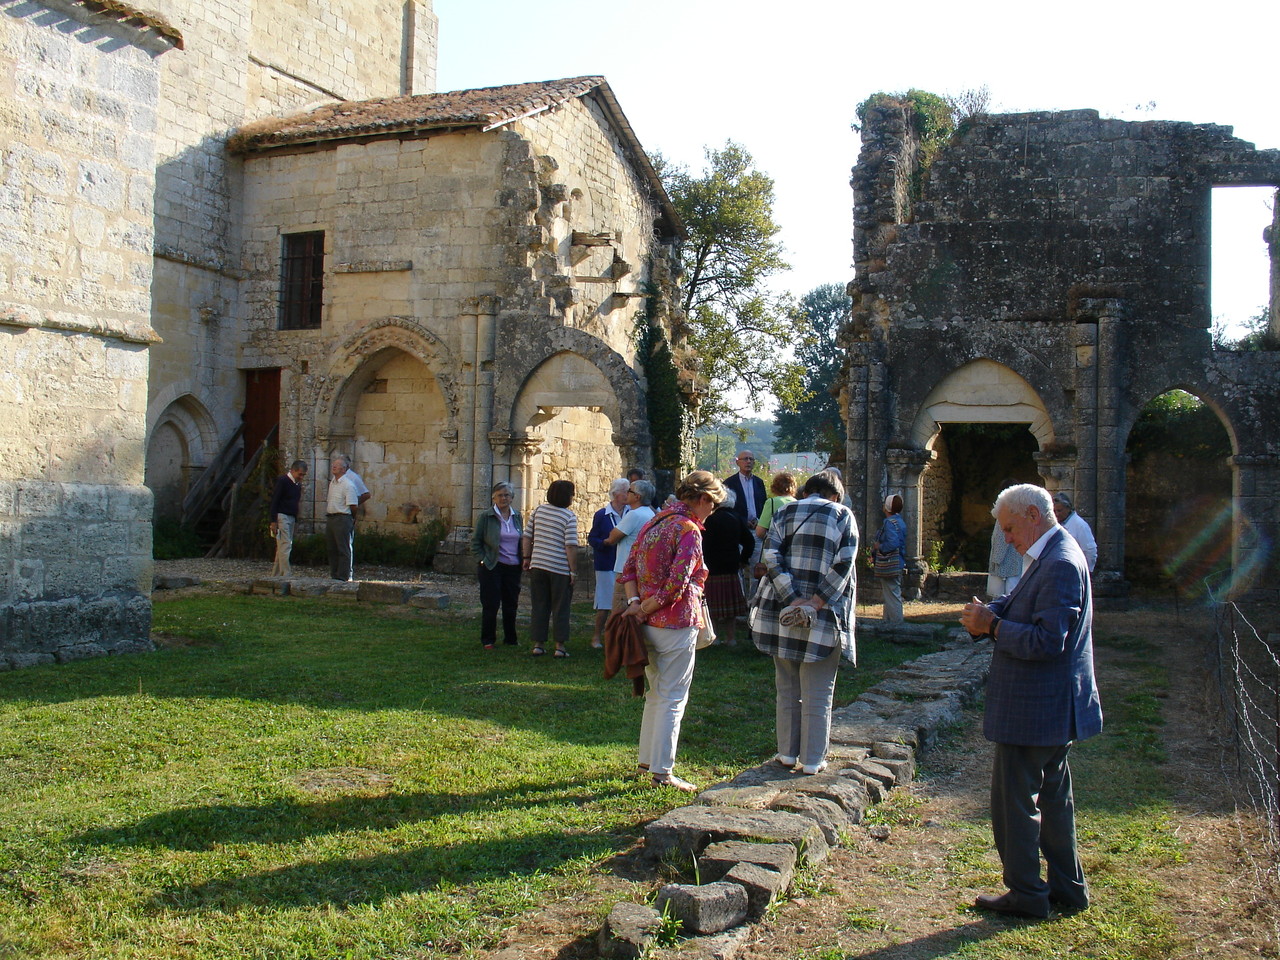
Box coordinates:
[1052,492,1097,573]
[325,457,359,581]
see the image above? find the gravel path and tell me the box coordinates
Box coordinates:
[153,557,487,611]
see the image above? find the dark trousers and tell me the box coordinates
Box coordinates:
[991,742,1089,914]
[528,568,572,650]
[478,562,522,645]
[325,513,354,581]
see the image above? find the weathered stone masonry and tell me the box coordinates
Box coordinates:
[844,104,1280,598]
[0,1,175,667]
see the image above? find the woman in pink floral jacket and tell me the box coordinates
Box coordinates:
[619,471,726,792]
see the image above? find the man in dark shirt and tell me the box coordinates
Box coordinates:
[268,460,308,576]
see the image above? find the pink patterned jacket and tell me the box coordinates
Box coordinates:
[618,501,708,630]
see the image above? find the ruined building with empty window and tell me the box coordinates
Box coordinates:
[843,99,1280,599]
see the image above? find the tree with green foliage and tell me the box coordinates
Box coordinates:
[656,142,805,424]
[773,283,849,455]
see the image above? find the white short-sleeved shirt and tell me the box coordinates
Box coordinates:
[326,473,358,515]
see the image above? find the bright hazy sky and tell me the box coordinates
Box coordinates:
[433,0,1276,341]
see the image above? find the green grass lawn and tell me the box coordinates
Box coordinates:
[0,595,937,959]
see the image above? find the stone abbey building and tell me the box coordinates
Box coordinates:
[843,101,1280,599]
[1,0,686,667]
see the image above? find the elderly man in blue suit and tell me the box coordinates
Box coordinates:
[960,483,1104,919]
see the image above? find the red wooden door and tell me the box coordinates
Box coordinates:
[243,368,281,464]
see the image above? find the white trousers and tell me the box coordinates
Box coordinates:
[638,623,698,776]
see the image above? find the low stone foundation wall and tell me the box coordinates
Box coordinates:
[593,636,992,959]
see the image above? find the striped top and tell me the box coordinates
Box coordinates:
[524,503,579,575]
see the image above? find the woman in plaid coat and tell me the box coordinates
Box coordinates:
[749,470,859,775]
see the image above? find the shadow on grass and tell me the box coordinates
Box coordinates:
[147,826,623,911]
[77,779,630,853]
[77,778,641,911]
[844,919,1015,958]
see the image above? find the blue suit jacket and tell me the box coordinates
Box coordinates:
[723,472,767,525]
[984,527,1103,747]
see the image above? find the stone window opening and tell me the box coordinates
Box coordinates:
[1210,186,1274,339]
[279,231,325,330]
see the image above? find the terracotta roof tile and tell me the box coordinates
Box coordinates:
[230,76,607,153]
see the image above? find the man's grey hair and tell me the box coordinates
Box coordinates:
[631,479,656,506]
[993,483,1053,520]
[290,460,307,473]
[609,477,630,497]
[491,480,515,496]
[721,488,737,509]
[332,453,352,468]
[1052,491,1073,510]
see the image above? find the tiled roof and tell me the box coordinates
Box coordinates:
[230,76,608,153]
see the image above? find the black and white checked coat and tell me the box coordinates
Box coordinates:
[749,495,859,664]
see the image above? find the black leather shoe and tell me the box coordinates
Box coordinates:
[974,892,1049,919]
[1049,894,1089,914]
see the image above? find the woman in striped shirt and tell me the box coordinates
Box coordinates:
[521,479,579,657]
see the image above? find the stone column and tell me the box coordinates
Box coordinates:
[884,447,933,600]
[1033,453,1074,495]
[1229,454,1280,601]
[459,296,499,526]
[512,436,544,517]
[1093,312,1127,592]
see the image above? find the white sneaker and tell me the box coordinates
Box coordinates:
[773,754,797,769]
[801,761,828,775]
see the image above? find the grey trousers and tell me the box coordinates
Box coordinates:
[990,742,1089,914]
[880,573,904,623]
[772,645,841,769]
[325,513,354,581]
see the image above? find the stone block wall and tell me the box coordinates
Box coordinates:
[0,2,170,668]
[144,0,438,515]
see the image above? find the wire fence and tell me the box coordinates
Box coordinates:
[1206,579,1280,911]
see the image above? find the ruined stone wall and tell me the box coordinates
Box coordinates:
[0,2,167,667]
[235,95,667,541]
[846,103,1280,597]
[144,0,438,512]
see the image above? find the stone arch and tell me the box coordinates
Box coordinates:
[1122,379,1240,460]
[495,328,647,443]
[910,359,1055,450]
[322,317,461,434]
[145,392,218,520]
[1121,380,1240,596]
[319,319,460,529]
[498,336,647,523]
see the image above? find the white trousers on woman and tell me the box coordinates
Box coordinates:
[638,623,698,776]
[773,645,841,769]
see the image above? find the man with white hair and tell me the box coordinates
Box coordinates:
[960,483,1104,919]
[325,457,360,581]
[1052,492,1097,573]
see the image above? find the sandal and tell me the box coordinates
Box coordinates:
[531,646,545,656]
[554,647,570,658]
[651,773,697,793]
